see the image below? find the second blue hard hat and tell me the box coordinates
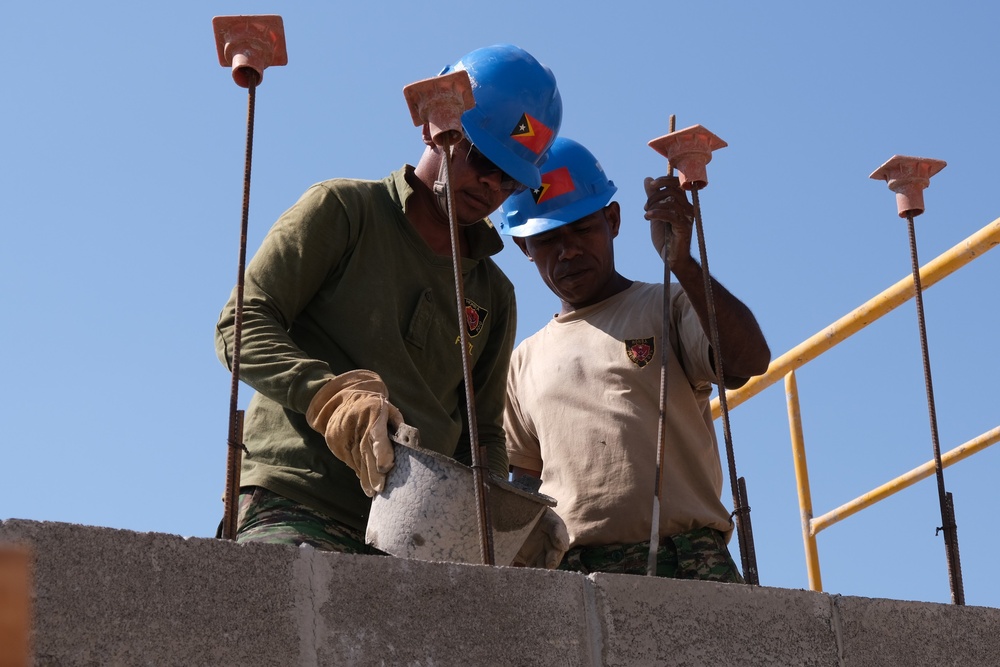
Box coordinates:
[499,137,618,237]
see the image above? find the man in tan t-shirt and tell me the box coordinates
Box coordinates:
[498,137,770,581]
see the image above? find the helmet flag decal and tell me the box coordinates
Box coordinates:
[531,166,575,204]
[510,112,554,155]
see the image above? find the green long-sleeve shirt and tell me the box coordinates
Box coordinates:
[215,166,515,530]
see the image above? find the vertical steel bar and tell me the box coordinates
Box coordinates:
[441,141,495,565]
[905,213,964,604]
[786,371,823,591]
[222,71,259,541]
[690,188,758,584]
[648,113,677,576]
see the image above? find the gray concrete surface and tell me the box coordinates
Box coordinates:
[1,519,998,666]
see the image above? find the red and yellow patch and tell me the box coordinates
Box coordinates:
[464,298,488,337]
[625,337,655,368]
[510,112,554,156]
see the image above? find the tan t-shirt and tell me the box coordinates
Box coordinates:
[505,281,733,548]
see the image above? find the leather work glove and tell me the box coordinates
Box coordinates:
[306,370,404,497]
[513,507,570,570]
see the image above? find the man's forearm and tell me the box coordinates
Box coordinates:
[670,257,771,385]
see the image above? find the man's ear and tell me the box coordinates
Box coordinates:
[421,123,435,147]
[605,201,622,238]
[513,236,533,261]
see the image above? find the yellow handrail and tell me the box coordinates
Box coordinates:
[709,216,1000,593]
[711,217,1000,420]
[786,371,822,591]
[811,426,1000,535]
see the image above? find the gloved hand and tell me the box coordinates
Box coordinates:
[513,507,570,569]
[306,370,404,497]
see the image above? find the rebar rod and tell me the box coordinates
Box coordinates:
[222,71,259,541]
[905,212,964,604]
[648,114,676,576]
[441,141,495,565]
[691,188,758,584]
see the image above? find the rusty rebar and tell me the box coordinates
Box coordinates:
[905,212,964,604]
[648,114,677,576]
[222,70,259,541]
[440,140,495,565]
[691,187,758,584]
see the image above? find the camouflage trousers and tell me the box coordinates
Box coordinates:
[560,526,745,583]
[235,486,385,555]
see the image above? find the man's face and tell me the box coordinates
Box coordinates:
[518,203,621,311]
[448,138,526,224]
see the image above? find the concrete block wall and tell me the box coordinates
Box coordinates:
[1,519,997,666]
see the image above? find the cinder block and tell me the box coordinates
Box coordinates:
[7,519,994,667]
[591,574,839,666]
[0,520,596,667]
[0,520,302,666]
[308,553,594,666]
[835,595,1000,666]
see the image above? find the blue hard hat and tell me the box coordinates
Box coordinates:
[499,137,618,237]
[441,45,562,190]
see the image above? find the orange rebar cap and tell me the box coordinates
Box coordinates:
[402,70,475,147]
[213,15,288,88]
[648,124,728,191]
[870,155,947,218]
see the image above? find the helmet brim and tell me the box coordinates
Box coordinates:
[502,187,617,237]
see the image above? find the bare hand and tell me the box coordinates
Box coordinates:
[644,175,694,265]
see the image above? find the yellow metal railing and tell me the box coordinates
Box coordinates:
[710,217,1000,592]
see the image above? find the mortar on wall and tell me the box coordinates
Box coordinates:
[366,437,555,566]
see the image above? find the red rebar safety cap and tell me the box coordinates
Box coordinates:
[648,124,728,191]
[869,155,947,218]
[213,15,288,88]
[402,70,475,147]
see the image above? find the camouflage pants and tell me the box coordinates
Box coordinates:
[236,486,385,555]
[560,526,745,583]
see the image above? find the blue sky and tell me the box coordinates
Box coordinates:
[2,2,997,608]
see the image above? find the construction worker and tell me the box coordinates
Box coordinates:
[500,137,771,580]
[215,44,563,554]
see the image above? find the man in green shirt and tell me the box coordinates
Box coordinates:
[215,44,562,553]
